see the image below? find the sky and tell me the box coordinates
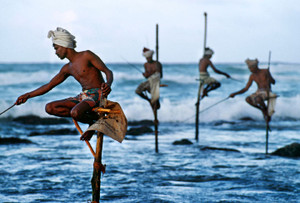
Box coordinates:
[1,0,300,63]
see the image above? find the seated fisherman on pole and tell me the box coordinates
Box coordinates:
[199,47,231,99]
[229,59,276,122]
[135,47,162,109]
[15,27,113,141]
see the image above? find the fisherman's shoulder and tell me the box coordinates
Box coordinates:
[200,57,210,64]
[155,61,162,66]
[60,63,71,73]
[77,50,101,61]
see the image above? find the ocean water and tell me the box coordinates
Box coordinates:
[0,62,299,202]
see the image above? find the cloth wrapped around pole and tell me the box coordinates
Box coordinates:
[83,99,127,143]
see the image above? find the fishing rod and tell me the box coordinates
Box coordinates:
[229,77,243,83]
[120,56,143,73]
[199,97,229,114]
[0,103,16,116]
[196,77,243,83]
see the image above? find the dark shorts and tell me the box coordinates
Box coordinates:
[68,88,102,107]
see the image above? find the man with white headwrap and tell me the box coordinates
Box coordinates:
[198,47,231,99]
[16,27,114,141]
[135,47,163,109]
[229,58,277,122]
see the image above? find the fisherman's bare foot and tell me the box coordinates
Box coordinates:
[201,92,208,99]
[80,130,95,141]
[264,115,271,123]
[263,111,271,123]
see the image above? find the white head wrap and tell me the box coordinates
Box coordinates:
[245,58,259,68]
[47,27,76,48]
[204,48,214,56]
[142,47,154,58]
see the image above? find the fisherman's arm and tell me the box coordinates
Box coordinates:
[16,66,70,105]
[143,64,151,78]
[158,62,163,78]
[88,51,113,96]
[268,70,275,84]
[209,61,230,78]
[229,77,253,98]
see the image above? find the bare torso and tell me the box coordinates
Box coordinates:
[65,51,105,91]
[143,61,162,78]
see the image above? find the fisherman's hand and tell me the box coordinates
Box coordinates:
[101,83,111,96]
[143,72,148,78]
[16,94,30,105]
[229,93,235,98]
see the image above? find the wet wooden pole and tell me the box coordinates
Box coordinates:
[265,51,272,155]
[91,132,105,203]
[154,23,159,153]
[195,12,207,141]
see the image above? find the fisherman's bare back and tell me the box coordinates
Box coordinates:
[199,58,212,72]
[248,69,275,90]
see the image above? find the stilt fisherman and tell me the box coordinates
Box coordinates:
[135,47,162,109]
[198,47,231,99]
[229,58,277,122]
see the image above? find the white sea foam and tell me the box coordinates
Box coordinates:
[0,71,57,86]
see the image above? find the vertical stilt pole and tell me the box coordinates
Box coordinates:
[265,51,272,155]
[265,122,269,155]
[203,12,207,51]
[154,23,159,153]
[195,12,207,141]
[91,132,105,203]
[195,83,203,141]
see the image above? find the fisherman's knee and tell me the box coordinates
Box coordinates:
[70,108,81,120]
[245,97,252,105]
[45,103,55,115]
[211,82,220,90]
[255,97,264,104]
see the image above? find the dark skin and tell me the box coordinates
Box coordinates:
[136,56,162,109]
[16,44,113,141]
[229,64,275,122]
[199,54,230,98]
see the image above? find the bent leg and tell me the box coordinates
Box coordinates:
[70,101,98,125]
[70,100,100,141]
[136,81,151,102]
[246,96,270,121]
[45,99,77,117]
[202,82,221,98]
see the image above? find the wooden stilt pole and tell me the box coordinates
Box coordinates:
[265,51,272,155]
[195,83,203,141]
[154,23,159,153]
[265,121,269,155]
[91,132,105,203]
[195,12,207,141]
[203,12,207,51]
[72,119,96,157]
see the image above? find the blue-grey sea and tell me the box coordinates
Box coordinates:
[0,62,299,202]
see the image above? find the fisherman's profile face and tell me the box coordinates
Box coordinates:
[204,54,212,59]
[53,44,67,60]
[248,65,258,73]
[146,56,153,63]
